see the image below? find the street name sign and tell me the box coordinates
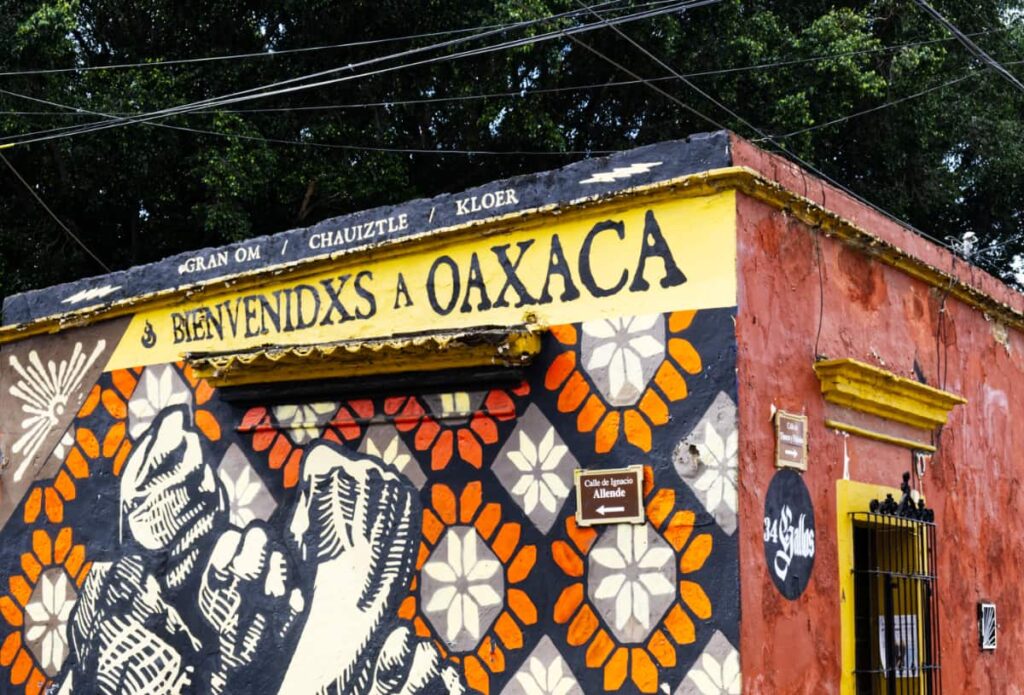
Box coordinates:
[574,466,645,526]
[775,410,808,471]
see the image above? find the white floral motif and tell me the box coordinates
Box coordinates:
[364,433,412,472]
[217,444,277,527]
[508,429,570,515]
[359,426,426,489]
[494,405,578,534]
[588,524,676,643]
[513,654,579,695]
[24,568,78,676]
[501,636,583,695]
[8,340,106,481]
[272,402,338,444]
[677,631,741,695]
[128,363,192,438]
[581,315,665,406]
[422,527,504,652]
[692,421,738,515]
[675,392,739,534]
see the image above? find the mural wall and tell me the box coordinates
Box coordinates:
[0,175,743,695]
[0,306,737,695]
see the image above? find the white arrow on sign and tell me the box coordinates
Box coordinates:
[596,505,625,515]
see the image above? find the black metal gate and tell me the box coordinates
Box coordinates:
[851,512,941,694]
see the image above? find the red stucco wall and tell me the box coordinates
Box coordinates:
[732,143,1024,693]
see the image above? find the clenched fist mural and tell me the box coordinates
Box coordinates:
[53,405,461,694]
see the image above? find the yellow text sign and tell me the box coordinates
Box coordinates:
[109,192,736,370]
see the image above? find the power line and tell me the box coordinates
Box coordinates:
[0,84,613,155]
[0,152,110,271]
[0,24,515,78]
[913,0,1024,93]
[1,22,1007,108]
[577,0,965,257]
[565,35,725,131]
[1,4,608,143]
[3,28,1012,120]
[0,0,661,78]
[4,3,620,142]
[765,69,982,140]
[577,1,761,137]
[0,1,703,148]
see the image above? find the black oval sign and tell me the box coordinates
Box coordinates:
[763,469,816,599]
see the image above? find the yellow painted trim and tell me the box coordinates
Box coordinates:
[823,419,936,452]
[814,358,965,431]
[3,165,1024,343]
[836,479,901,695]
[188,327,542,387]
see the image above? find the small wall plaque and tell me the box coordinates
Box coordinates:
[574,466,645,526]
[775,410,808,471]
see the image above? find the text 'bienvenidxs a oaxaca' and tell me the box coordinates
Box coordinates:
[108,192,736,369]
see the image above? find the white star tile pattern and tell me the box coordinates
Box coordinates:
[674,392,738,534]
[420,526,504,653]
[359,423,426,489]
[24,568,78,676]
[217,443,277,528]
[271,402,339,445]
[676,630,741,695]
[501,636,583,695]
[128,363,192,439]
[587,524,676,644]
[580,315,666,407]
[493,405,577,533]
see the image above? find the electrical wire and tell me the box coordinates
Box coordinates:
[0,3,614,143]
[0,85,612,155]
[131,120,616,155]
[5,27,1011,120]
[0,0,705,147]
[914,0,1024,93]
[1,25,1009,118]
[565,35,725,131]
[577,0,967,258]
[0,24,530,77]
[0,0,666,77]
[0,152,110,271]
[764,69,981,140]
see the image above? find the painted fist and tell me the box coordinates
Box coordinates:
[120,406,226,589]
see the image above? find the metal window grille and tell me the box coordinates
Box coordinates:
[851,512,941,694]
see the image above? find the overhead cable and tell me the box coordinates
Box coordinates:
[0,85,612,155]
[0,0,706,147]
[0,0,661,77]
[0,153,111,271]
[765,69,982,140]
[913,0,1024,93]
[576,0,964,257]
[4,28,1012,120]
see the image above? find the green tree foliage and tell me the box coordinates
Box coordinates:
[0,0,1021,299]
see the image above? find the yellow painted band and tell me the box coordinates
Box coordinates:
[106,192,737,370]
